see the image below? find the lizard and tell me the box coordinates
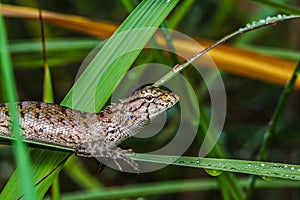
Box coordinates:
[0,86,179,171]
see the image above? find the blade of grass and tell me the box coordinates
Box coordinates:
[51,176,60,200]
[60,0,179,111]
[168,0,196,29]
[0,3,37,200]
[245,59,300,199]
[120,0,136,12]
[13,51,88,69]
[64,156,104,190]
[250,0,300,15]
[153,14,300,87]
[0,0,180,199]
[9,39,100,53]
[129,154,300,181]
[46,179,300,200]
[43,65,53,102]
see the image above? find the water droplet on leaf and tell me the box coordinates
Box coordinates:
[260,175,276,181]
[205,169,223,176]
[177,160,185,164]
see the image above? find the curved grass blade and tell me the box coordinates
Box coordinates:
[245,60,300,199]
[44,179,300,200]
[153,14,300,87]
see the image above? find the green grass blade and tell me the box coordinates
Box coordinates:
[245,59,300,199]
[51,176,61,200]
[45,179,300,200]
[168,0,196,29]
[0,0,179,199]
[9,39,100,53]
[0,4,37,200]
[64,156,104,190]
[129,154,300,181]
[250,0,300,14]
[61,0,180,111]
[43,63,54,103]
[10,39,100,69]
[120,0,136,12]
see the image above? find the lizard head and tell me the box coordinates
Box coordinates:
[119,85,179,128]
[126,85,179,120]
[104,86,179,144]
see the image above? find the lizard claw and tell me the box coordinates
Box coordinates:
[116,147,134,154]
[112,150,139,172]
[75,141,139,172]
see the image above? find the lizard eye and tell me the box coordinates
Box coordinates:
[144,94,154,102]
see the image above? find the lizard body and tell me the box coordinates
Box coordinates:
[0,86,179,171]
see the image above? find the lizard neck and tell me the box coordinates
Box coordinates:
[96,103,133,144]
[96,100,151,145]
[95,86,179,145]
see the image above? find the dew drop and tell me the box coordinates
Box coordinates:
[177,160,185,164]
[205,169,224,176]
[277,14,283,19]
[259,19,265,23]
[245,23,251,28]
[260,175,276,181]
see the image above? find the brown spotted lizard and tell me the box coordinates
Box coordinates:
[0,86,179,171]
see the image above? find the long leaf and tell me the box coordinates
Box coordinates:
[129,154,300,181]
[0,3,37,200]
[46,179,300,200]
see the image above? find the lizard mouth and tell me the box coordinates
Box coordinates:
[162,92,179,109]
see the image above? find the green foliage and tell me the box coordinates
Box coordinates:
[0,3,37,199]
[1,0,180,199]
[0,1,300,200]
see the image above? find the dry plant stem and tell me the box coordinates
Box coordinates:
[153,15,300,87]
[245,60,300,200]
[38,0,47,69]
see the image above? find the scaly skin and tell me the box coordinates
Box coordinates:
[0,86,179,171]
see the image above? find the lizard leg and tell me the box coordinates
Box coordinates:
[95,159,106,173]
[75,140,139,172]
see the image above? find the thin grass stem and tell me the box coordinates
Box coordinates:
[245,60,300,199]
